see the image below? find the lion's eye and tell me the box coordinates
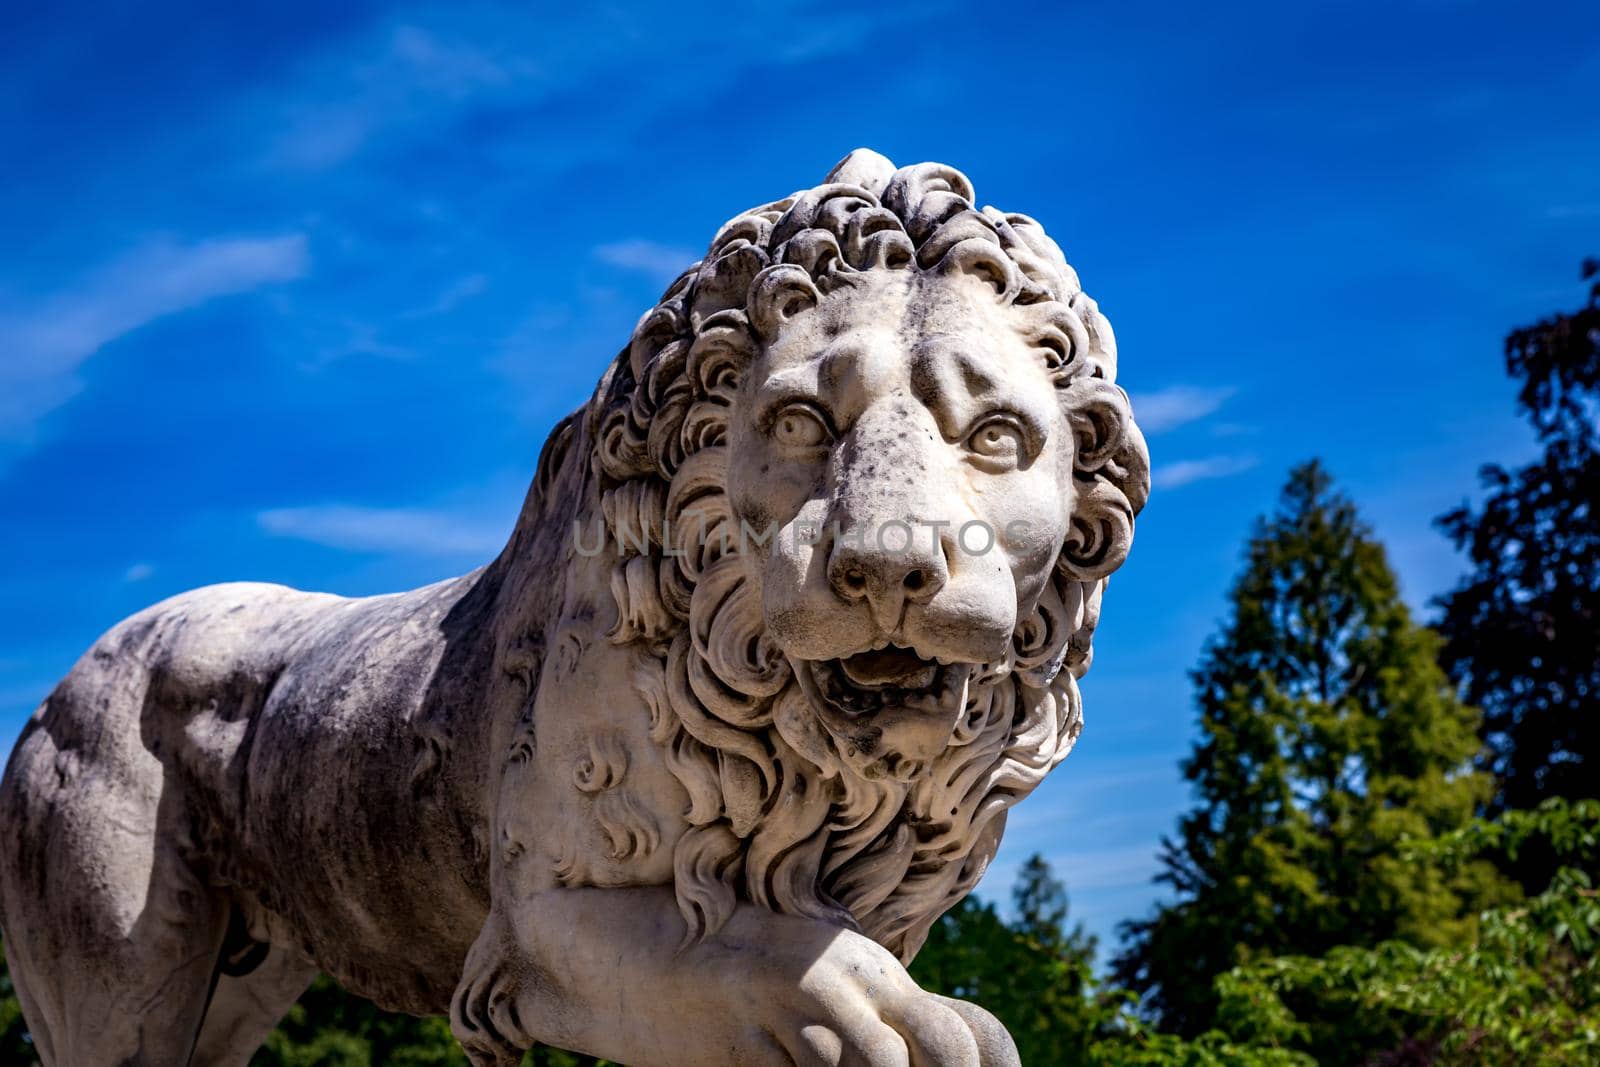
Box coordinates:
[966,417,1025,461]
[772,404,831,449]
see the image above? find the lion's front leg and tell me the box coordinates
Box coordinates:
[451,885,1019,1067]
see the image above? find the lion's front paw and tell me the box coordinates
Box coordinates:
[746,928,1020,1067]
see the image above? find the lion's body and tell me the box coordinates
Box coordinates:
[0,150,1148,1067]
[0,576,499,1058]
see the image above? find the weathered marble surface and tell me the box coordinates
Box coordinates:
[0,149,1148,1066]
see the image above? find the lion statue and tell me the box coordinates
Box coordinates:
[0,149,1148,1066]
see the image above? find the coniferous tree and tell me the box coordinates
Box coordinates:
[1435,259,1600,811]
[1115,462,1516,1047]
[1014,853,1097,962]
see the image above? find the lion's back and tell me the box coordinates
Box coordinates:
[4,579,337,790]
[1,575,493,1010]
[14,580,339,781]
[0,581,339,944]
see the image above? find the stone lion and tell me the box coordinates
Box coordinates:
[0,149,1148,1066]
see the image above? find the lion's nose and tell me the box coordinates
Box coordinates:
[827,525,949,623]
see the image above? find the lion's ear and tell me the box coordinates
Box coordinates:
[1058,379,1149,581]
[747,264,821,342]
[1061,478,1137,581]
[1063,380,1129,471]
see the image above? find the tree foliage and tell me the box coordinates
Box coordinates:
[256,980,607,1066]
[0,952,607,1066]
[1216,799,1600,1065]
[0,936,35,1065]
[912,853,1099,1063]
[915,806,1598,1063]
[1114,461,1516,1041]
[1435,259,1600,811]
[914,856,1312,1067]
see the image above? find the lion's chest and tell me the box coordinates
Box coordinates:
[494,623,690,896]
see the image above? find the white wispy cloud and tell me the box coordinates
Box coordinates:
[0,234,309,442]
[258,9,908,174]
[1151,453,1259,490]
[985,842,1162,906]
[403,272,488,319]
[1209,422,1255,439]
[258,504,507,556]
[1129,384,1237,434]
[122,562,154,583]
[268,24,532,170]
[592,240,699,285]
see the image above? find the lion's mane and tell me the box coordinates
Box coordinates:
[571,153,1148,961]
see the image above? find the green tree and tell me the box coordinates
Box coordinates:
[256,976,608,1066]
[0,937,39,1064]
[1115,461,1516,1051]
[0,949,608,1067]
[914,857,1309,1067]
[255,975,469,1066]
[1435,259,1600,812]
[913,852,1099,1064]
[1215,799,1600,1066]
[1013,854,1095,960]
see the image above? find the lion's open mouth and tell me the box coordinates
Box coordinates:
[802,646,963,717]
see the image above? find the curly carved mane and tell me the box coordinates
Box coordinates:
[556,152,1148,961]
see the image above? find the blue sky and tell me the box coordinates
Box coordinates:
[3,1,1598,955]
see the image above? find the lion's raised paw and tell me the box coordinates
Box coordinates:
[734,928,1020,1067]
[755,990,1018,1067]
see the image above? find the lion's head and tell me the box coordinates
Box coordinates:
[565,149,1148,961]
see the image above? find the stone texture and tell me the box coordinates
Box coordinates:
[0,149,1149,1066]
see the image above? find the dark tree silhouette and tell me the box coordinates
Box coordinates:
[1435,259,1600,811]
